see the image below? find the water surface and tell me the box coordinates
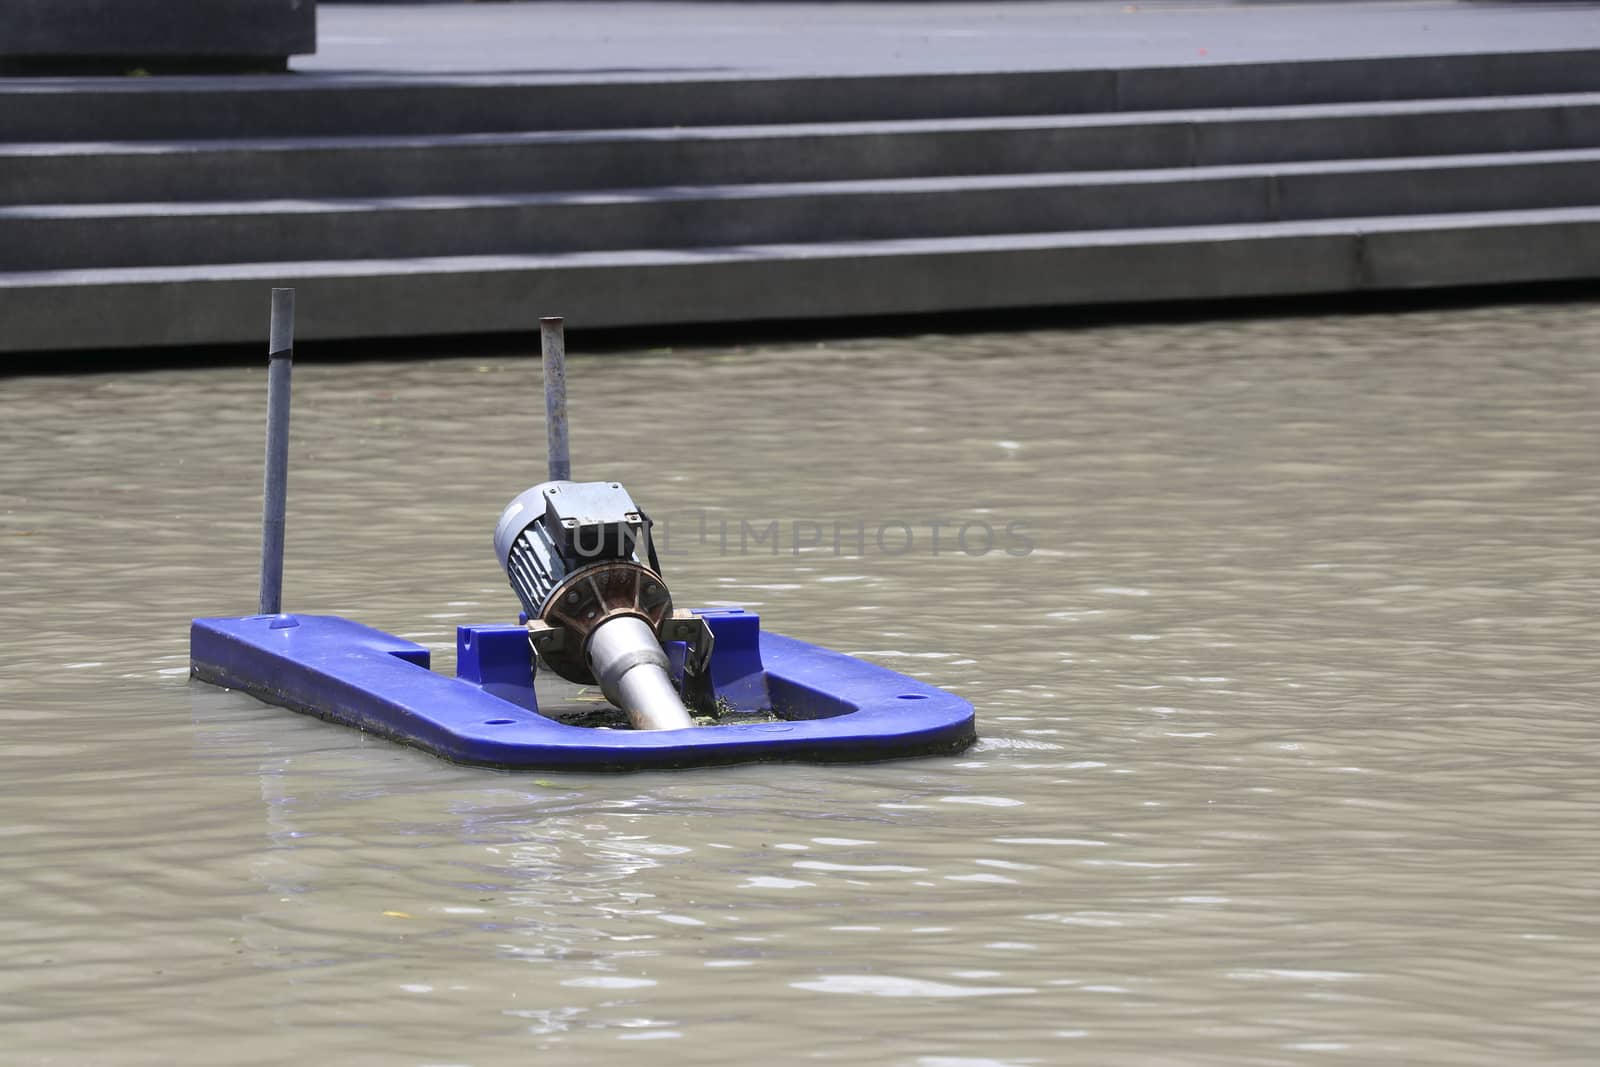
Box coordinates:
[2,300,1598,1065]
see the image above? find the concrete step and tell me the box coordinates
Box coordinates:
[5,92,1599,206]
[3,206,1597,353]
[4,49,1598,142]
[5,149,1600,272]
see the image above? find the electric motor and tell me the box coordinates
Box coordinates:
[494,479,693,730]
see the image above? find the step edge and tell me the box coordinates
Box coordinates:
[7,91,1600,158]
[4,205,1597,287]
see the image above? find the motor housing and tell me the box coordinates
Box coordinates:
[495,482,655,622]
[494,480,693,731]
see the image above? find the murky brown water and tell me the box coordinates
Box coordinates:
[3,299,1599,1065]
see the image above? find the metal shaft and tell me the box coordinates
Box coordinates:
[586,615,694,730]
[259,287,295,616]
[541,316,571,482]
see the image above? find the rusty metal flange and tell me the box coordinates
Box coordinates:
[528,561,672,684]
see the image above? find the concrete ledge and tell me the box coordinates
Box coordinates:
[5,95,1598,207]
[0,10,1593,356]
[6,151,1600,273]
[1,209,1595,352]
[0,0,315,71]
[2,49,1598,142]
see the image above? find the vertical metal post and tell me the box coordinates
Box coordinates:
[259,288,295,616]
[541,315,571,482]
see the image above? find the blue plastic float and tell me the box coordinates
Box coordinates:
[190,610,975,770]
[188,302,976,771]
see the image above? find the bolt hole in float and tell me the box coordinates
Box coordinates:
[189,291,976,770]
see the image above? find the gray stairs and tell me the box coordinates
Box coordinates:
[3,51,1600,353]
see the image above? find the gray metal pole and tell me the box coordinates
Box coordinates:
[541,316,571,482]
[259,288,295,616]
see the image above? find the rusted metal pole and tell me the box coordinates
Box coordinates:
[259,288,295,615]
[541,316,571,482]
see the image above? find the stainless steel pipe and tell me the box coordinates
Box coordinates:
[585,615,694,731]
[259,287,294,616]
[540,316,571,483]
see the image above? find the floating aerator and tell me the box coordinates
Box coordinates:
[189,294,976,770]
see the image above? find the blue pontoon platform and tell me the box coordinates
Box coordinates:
[191,608,976,771]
